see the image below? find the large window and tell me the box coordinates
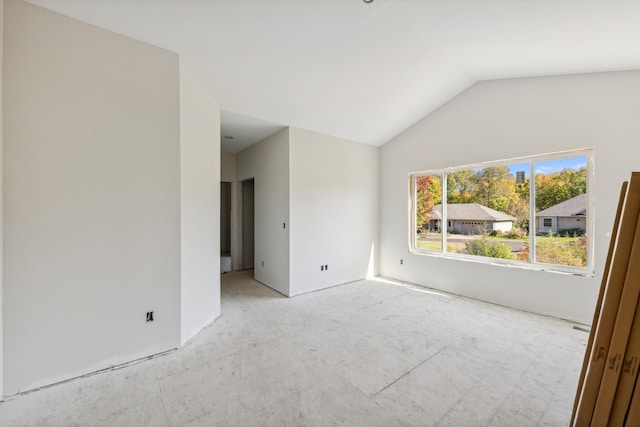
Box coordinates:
[410,149,594,275]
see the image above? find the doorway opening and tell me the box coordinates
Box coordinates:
[241,178,255,270]
[220,181,232,273]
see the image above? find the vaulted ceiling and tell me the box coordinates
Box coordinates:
[25,0,640,152]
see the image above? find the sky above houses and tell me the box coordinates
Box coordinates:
[505,156,587,178]
[534,157,587,175]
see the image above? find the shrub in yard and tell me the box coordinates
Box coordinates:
[465,236,512,259]
[578,233,588,249]
[513,245,529,262]
[535,237,587,267]
[560,228,585,237]
[505,228,526,239]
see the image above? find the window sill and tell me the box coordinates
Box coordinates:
[409,248,595,278]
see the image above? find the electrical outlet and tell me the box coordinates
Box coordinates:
[321,265,324,271]
[400,259,404,265]
[325,264,328,270]
[146,311,154,322]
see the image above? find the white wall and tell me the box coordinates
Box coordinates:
[236,129,290,295]
[289,128,379,295]
[3,0,181,394]
[380,70,640,324]
[0,0,4,399]
[179,58,221,345]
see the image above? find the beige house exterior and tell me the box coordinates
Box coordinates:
[429,203,515,235]
[536,193,587,234]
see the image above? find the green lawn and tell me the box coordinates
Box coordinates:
[415,238,470,253]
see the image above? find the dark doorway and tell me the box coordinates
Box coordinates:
[242,179,255,270]
[220,182,231,257]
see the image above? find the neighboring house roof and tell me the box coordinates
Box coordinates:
[431,203,515,222]
[536,194,587,217]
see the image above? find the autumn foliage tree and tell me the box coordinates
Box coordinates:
[447,170,475,204]
[535,167,587,211]
[416,175,442,233]
[471,166,516,213]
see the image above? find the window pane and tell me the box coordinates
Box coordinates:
[415,175,442,252]
[534,156,588,267]
[409,149,592,274]
[446,164,530,261]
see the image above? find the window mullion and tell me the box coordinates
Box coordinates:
[442,172,448,253]
[529,161,536,263]
[412,176,417,250]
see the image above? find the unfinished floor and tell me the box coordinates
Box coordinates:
[0,270,587,426]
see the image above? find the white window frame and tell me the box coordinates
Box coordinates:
[409,148,595,276]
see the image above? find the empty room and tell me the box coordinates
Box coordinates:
[2,0,640,426]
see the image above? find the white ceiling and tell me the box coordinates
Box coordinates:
[25,0,640,153]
